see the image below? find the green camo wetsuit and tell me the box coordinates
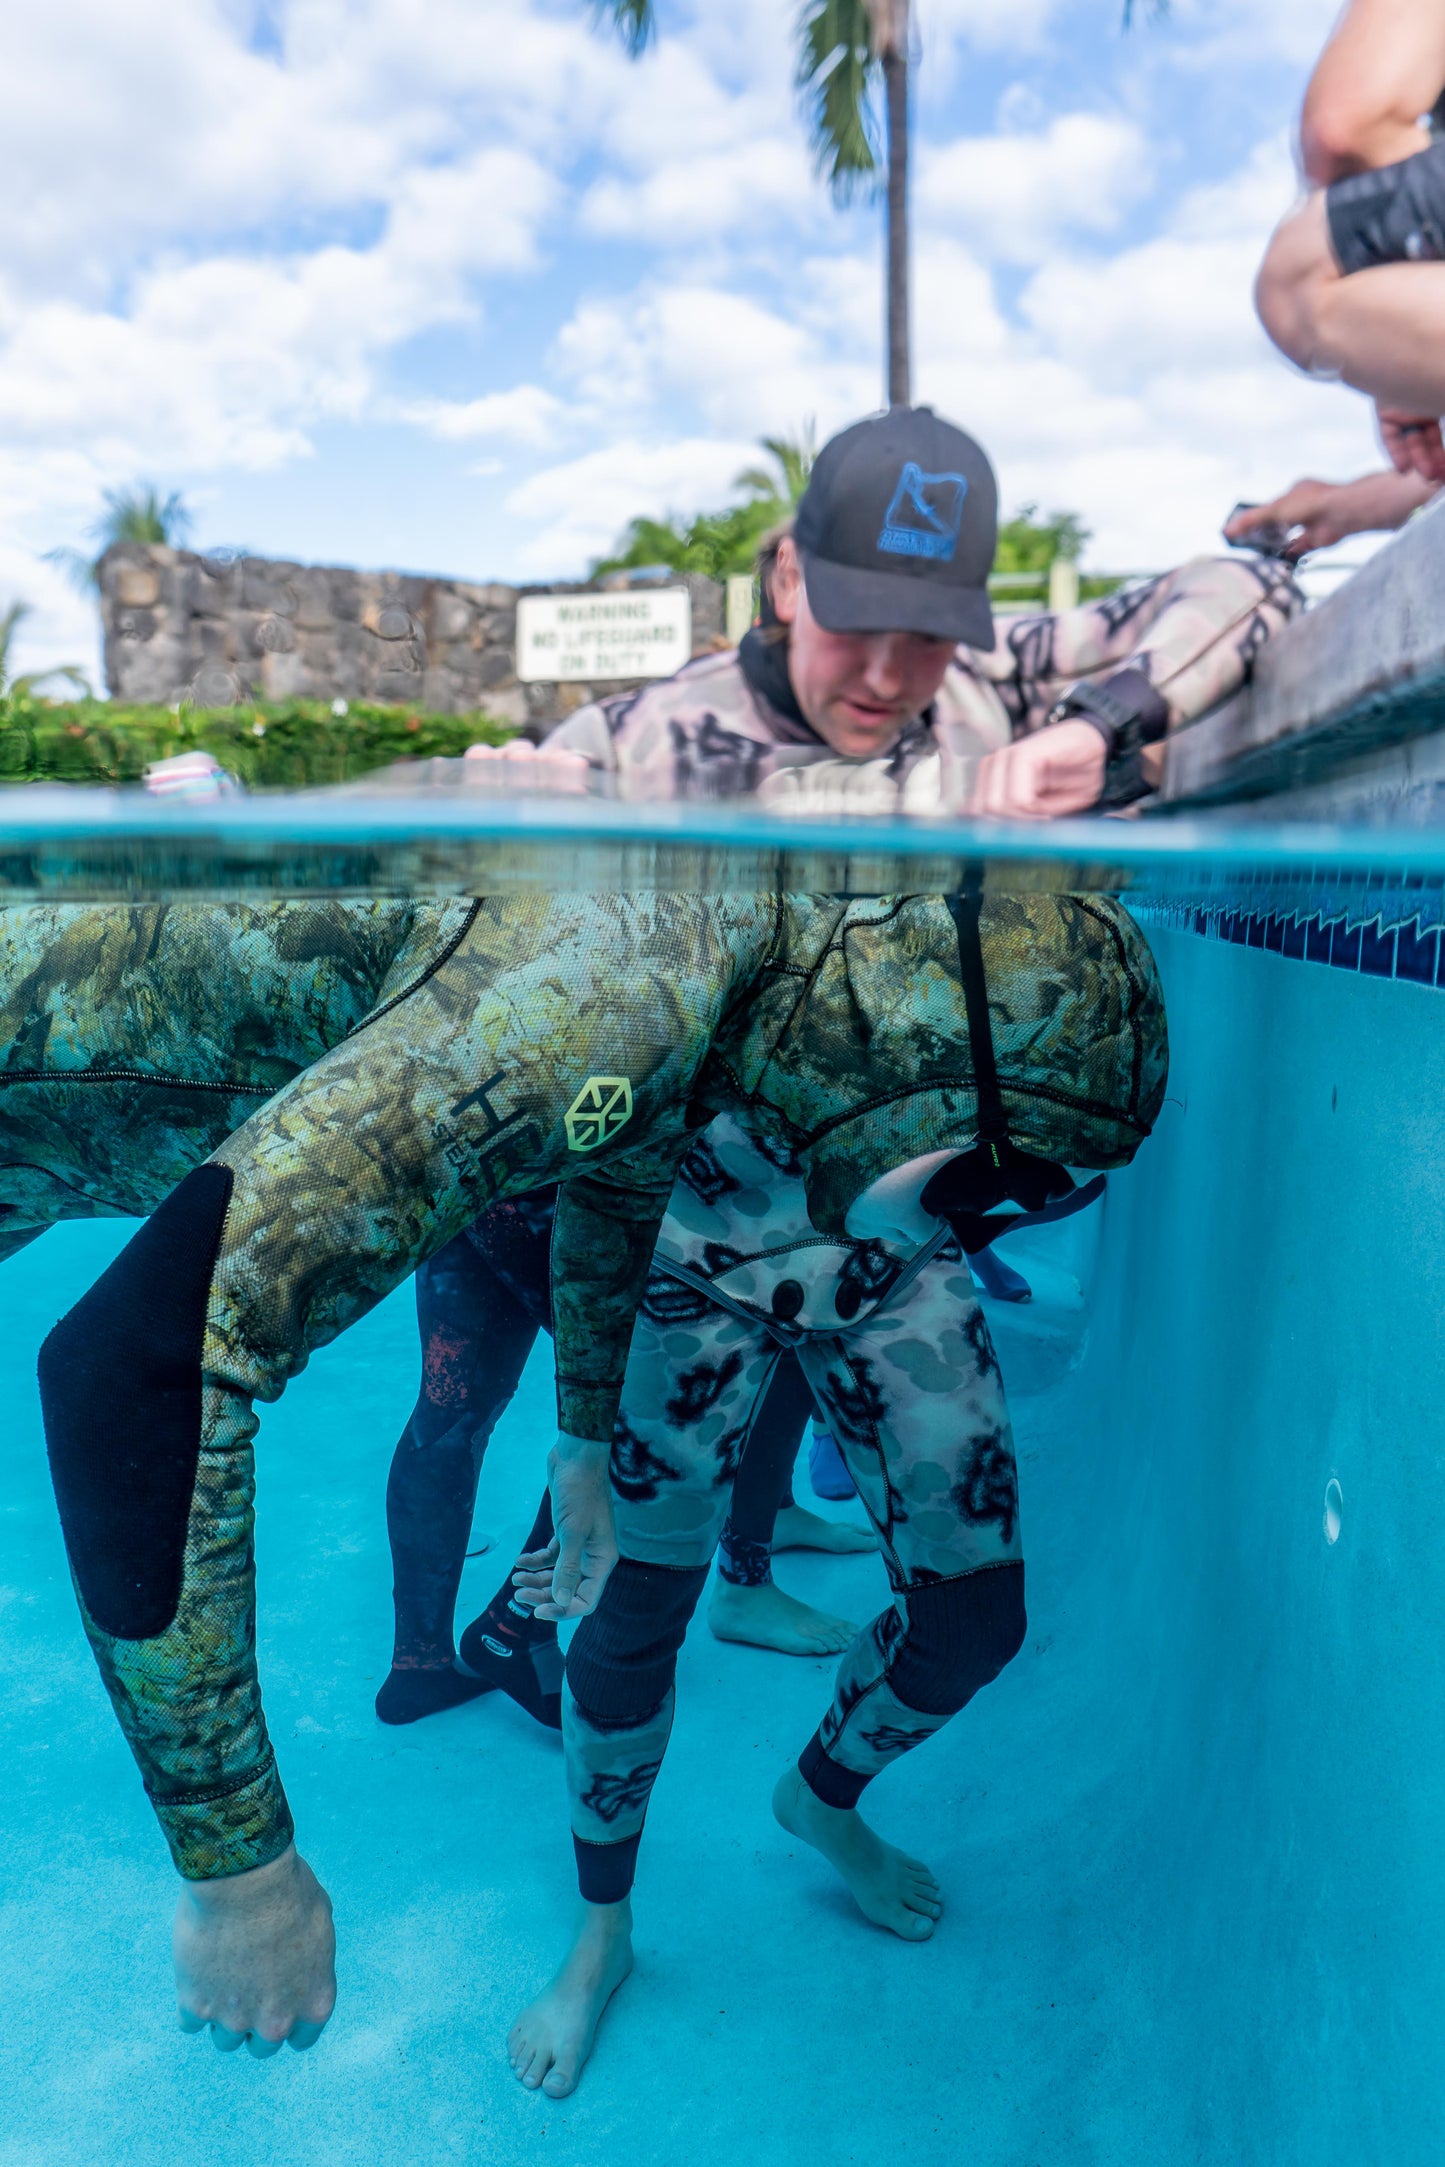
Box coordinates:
[4,891,1166,1878]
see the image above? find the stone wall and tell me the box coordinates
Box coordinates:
[98,545,725,731]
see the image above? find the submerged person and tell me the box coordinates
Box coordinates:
[380,1178,873,1738]
[503,886,1166,2098]
[1254,0,1445,478]
[385,405,1298,1723]
[11,863,1164,2057]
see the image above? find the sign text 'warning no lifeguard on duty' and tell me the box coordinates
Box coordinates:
[515,588,693,683]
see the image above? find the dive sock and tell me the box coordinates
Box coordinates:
[968,1244,1032,1302]
[457,1593,564,1730]
[808,1427,858,1502]
[374,1661,494,1727]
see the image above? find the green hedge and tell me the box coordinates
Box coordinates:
[0,694,519,789]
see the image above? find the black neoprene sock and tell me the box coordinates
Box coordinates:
[456,1491,564,1731]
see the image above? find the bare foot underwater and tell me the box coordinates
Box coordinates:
[508,1900,635,2098]
[708,1575,856,1655]
[772,1765,942,1941]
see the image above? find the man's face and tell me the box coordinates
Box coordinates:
[771,536,959,758]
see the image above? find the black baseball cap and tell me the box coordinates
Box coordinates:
[793,406,998,647]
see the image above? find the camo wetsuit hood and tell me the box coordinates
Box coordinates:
[705,890,1167,1237]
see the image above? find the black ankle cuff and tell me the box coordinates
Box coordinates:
[574,1831,641,1904]
[798,1731,871,1809]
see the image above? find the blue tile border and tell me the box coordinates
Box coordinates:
[1146,902,1445,989]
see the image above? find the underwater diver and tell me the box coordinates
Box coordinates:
[503,886,1162,2098]
[1254,0,1445,481]
[7,867,1165,2059]
[387,405,1298,1723]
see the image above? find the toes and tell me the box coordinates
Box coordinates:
[896,1910,936,1940]
[542,2061,578,2098]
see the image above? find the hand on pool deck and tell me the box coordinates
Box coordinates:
[772,1766,942,1941]
[511,1435,619,1621]
[708,1576,857,1656]
[463,740,592,793]
[967,720,1109,821]
[508,1899,635,2098]
[174,1844,336,2057]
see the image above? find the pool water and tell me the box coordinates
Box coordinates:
[3,895,1442,2166]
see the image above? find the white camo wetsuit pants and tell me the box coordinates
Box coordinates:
[561,1117,1028,1902]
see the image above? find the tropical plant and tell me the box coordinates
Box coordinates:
[594,2,1171,409]
[0,598,91,700]
[46,483,193,595]
[591,427,816,580]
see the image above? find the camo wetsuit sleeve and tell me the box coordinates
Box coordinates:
[55,892,773,1877]
[549,1132,701,1445]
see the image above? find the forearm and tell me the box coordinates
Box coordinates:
[1325,467,1438,532]
[83,1380,293,1880]
[550,1162,683,1442]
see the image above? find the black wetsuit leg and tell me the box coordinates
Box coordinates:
[714,1351,813,1586]
[377,1231,541,1723]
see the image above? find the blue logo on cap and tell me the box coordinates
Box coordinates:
[878,464,968,562]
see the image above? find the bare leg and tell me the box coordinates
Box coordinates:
[772,1766,942,1941]
[708,1352,865,1654]
[771,1501,876,1553]
[507,1901,634,2098]
[1257,190,1445,413]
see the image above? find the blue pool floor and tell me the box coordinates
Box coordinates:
[3,930,1444,2165]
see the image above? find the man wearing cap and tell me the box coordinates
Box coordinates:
[532,406,1300,819]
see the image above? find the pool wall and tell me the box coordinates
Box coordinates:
[999,922,1445,2161]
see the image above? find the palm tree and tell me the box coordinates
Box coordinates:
[46,483,193,595]
[0,598,92,700]
[594,3,1167,411]
[796,2,909,406]
[734,423,817,510]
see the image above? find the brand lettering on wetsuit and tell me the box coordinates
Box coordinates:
[437,1070,545,1200]
[565,1076,634,1152]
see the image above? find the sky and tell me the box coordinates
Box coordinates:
[2,0,1381,687]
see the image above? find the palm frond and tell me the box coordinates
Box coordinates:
[795,0,880,201]
[592,0,657,56]
[42,544,100,596]
[736,424,818,507]
[1121,0,1168,22]
[92,484,192,549]
[11,664,94,700]
[0,599,31,693]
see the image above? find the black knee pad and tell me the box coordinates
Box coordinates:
[39,1163,233,1641]
[566,1557,710,1727]
[1327,137,1445,274]
[888,1561,1026,1717]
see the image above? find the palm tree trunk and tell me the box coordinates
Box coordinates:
[880,4,910,407]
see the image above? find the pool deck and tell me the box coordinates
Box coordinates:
[1162,500,1445,806]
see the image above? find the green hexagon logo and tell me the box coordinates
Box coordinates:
[564,1075,634,1153]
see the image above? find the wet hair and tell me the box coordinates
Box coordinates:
[753,517,794,646]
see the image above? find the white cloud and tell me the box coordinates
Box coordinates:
[917,114,1153,263]
[399,386,565,448]
[503,435,759,575]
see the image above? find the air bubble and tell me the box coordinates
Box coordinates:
[254,616,295,654]
[376,605,415,641]
[1323,1478,1343,1545]
[190,667,240,708]
[200,547,243,578]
